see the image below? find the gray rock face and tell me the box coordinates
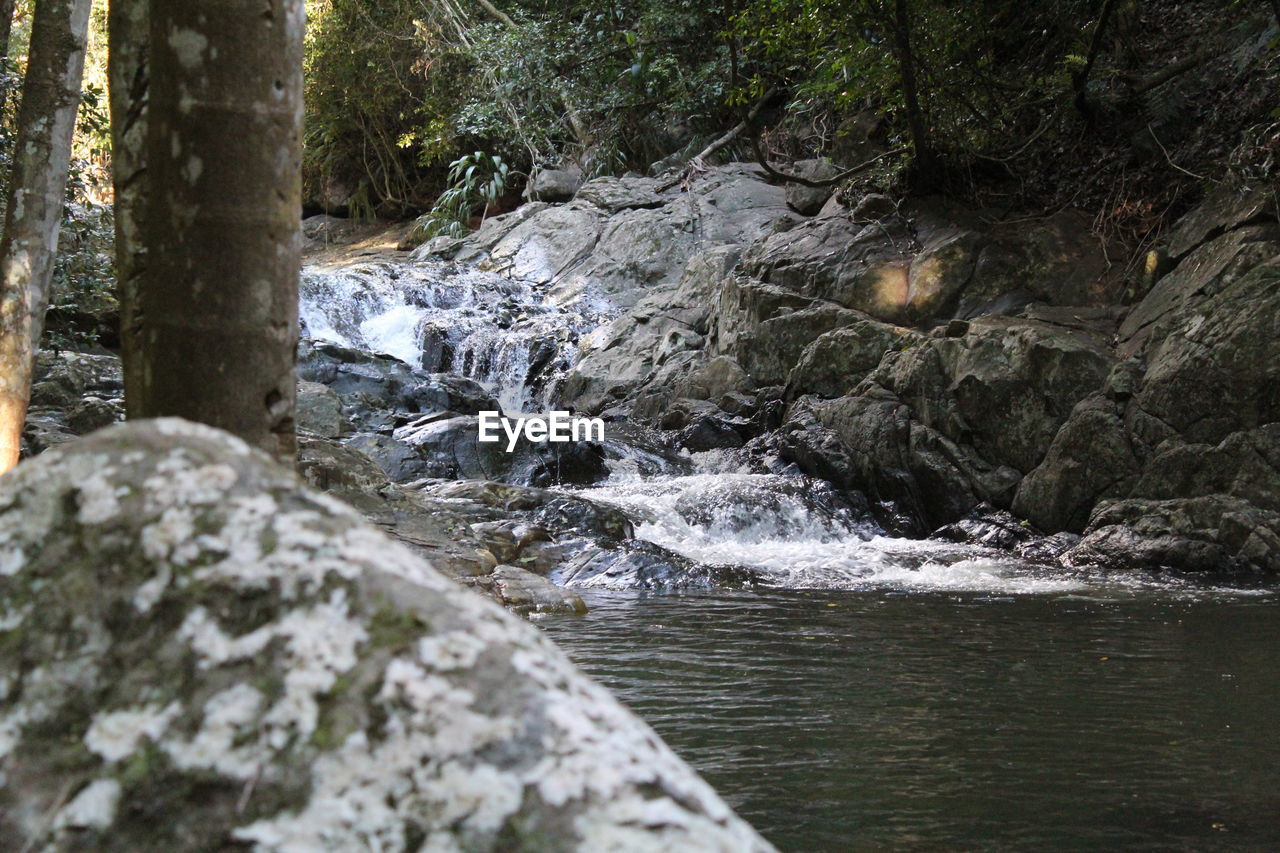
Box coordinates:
[785,191,1279,561]
[574,175,664,212]
[1133,255,1280,445]
[561,246,741,413]
[1012,393,1140,533]
[0,419,775,852]
[784,158,841,215]
[1064,496,1280,574]
[527,167,582,203]
[417,163,797,311]
[787,318,920,398]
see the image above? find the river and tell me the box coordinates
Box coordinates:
[301,251,1280,852]
[542,587,1280,851]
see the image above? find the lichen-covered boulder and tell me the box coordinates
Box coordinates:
[0,419,775,852]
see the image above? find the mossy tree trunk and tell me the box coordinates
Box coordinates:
[128,0,304,461]
[0,0,92,473]
[108,0,148,419]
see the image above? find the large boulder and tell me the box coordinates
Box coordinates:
[417,163,798,311]
[1131,255,1280,445]
[0,419,774,852]
[561,246,741,413]
[1064,496,1280,575]
[784,158,841,215]
[526,167,582,203]
[787,318,921,398]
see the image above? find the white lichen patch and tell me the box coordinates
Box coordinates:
[76,470,123,524]
[163,683,264,779]
[85,702,181,763]
[53,779,121,830]
[143,456,239,511]
[0,545,23,577]
[167,28,209,71]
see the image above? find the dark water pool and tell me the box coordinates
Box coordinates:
[540,588,1280,851]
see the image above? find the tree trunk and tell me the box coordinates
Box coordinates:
[0,0,15,58]
[108,0,148,419]
[889,0,939,184]
[133,0,303,461]
[0,0,92,473]
[1071,0,1119,123]
[0,0,16,115]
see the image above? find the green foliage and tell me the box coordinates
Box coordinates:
[302,0,739,211]
[408,151,508,243]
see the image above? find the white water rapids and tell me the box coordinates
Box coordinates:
[302,255,1260,598]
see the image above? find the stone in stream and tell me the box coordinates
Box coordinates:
[0,419,776,852]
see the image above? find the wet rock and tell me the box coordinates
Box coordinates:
[558,540,761,590]
[474,565,588,614]
[679,413,749,452]
[0,419,773,851]
[933,503,1041,551]
[296,379,348,438]
[1064,496,1280,575]
[298,340,498,433]
[358,414,611,488]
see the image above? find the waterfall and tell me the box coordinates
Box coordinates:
[300,258,613,413]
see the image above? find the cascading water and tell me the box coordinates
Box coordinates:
[301,253,1258,598]
[300,258,613,413]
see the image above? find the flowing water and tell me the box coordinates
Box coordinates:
[304,253,1280,851]
[300,259,612,412]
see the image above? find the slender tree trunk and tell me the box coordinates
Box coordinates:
[108,0,148,419]
[0,0,15,58]
[133,0,302,461]
[889,0,939,184]
[1072,0,1119,123]
[0,0,16,115]
[0,0,92,473]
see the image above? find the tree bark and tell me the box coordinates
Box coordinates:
[0,0,16,59]
[889,0,939,183]
[0,0,16,118]
[109,0,148,419]
[0,0,92,473]
[1071,0,1119,122]
[134,0,303,461]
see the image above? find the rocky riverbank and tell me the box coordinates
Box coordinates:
[417,165,1278,576]
[21,164,1279,591]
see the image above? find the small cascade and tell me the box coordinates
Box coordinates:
[300,259,613,412]
[570,457,1097,593]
